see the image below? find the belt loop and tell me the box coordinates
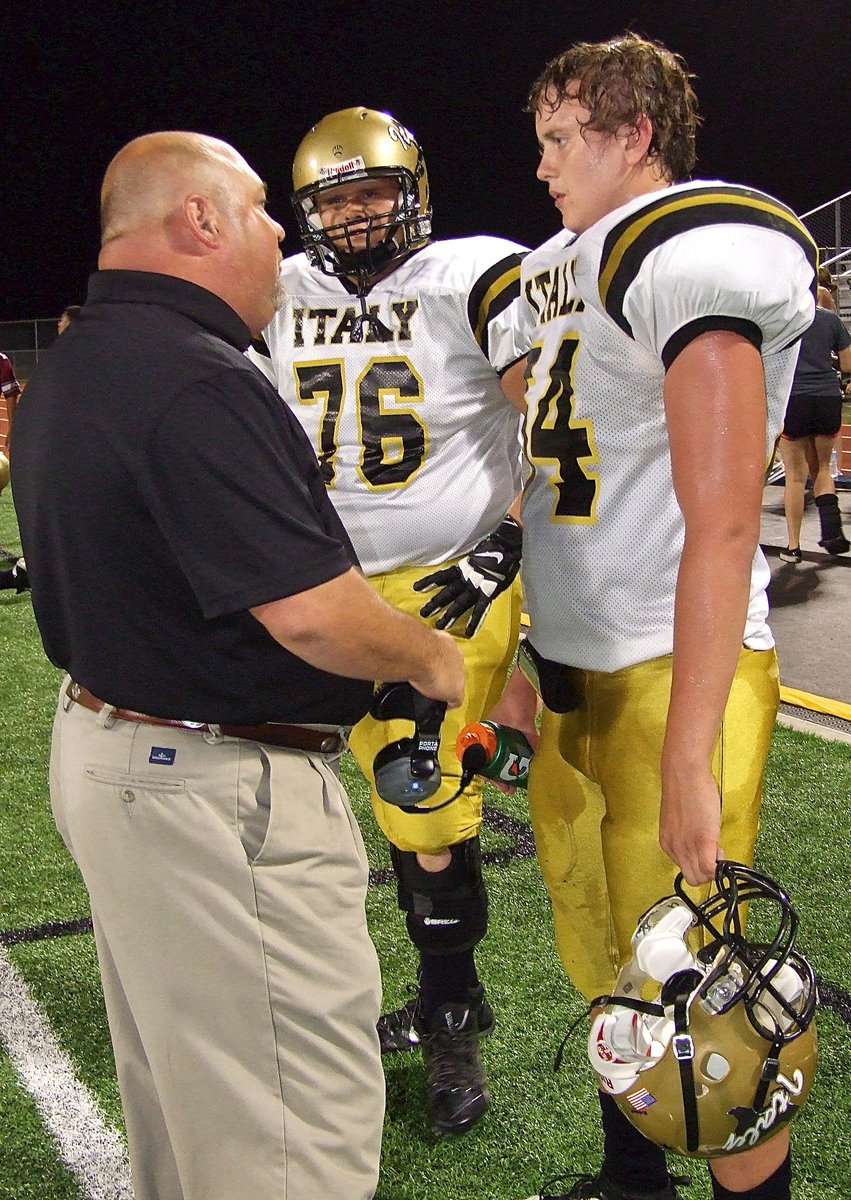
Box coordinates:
[95,703,117,729]
[321,729,350,760]
[203,724,224,744]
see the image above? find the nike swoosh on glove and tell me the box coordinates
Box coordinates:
[412,515,522,637]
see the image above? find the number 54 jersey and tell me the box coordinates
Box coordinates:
[255,237,529,576]
[519,181,817,673]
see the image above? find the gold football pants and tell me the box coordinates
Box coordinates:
[350,564,522,855]
[527,646,779,1002]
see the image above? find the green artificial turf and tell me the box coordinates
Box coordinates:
[1,484,849,1199]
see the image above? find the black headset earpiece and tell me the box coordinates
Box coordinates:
[371,684,448,811]
[370,681,417,723]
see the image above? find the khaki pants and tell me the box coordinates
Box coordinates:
[50,688,384,1200]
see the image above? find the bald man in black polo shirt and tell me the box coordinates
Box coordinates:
[12,131,465,1200]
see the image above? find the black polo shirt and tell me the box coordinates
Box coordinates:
[12,270,373,725]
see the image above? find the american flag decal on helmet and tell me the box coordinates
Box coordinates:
[626,1088,657,1111]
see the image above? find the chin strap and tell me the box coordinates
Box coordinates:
[752,1034,784,1112]
[350,281,394,343]
[554,991,668,1073]
[671,984,700,1154]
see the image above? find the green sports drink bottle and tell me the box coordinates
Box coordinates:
[455,720,533,788]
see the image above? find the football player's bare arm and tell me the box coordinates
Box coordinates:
[499,357,528,413]
[479,659,540,796]
[485,658,540,750]
[250,567,466,708]
[659,329,767,887]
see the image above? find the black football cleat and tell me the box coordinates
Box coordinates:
[522,1171,690,1199]
[419,1001,490,1134]
[377,981,494,1053]
[819,534,850,555]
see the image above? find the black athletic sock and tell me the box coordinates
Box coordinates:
[815,491,846,542]
[418,949,478,1021]
[710,1150,791,1200]
[598,1089,670,1194]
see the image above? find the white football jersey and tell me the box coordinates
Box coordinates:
[519,181,817,672]
[255,237,528,575]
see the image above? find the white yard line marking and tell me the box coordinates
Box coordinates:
[0,944,134,1200]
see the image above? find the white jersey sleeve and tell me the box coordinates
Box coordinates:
[622,225,815,362]
[246,341,278,387]
[598,184,816,364]
[262,237,529,576]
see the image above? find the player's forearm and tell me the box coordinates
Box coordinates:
[485,658,540,749]
[663,526,757,764]
[662,330,766,764]
[251,567,464,704]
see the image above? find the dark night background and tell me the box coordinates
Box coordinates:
[3,0,849,321]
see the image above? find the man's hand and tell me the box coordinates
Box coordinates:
[413,515,522,637]
[659,756,723,887]
[482,661,541,793]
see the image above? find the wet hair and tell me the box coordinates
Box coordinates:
[526,32,700,184]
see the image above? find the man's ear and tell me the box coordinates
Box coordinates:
[184,194,222,248]
[621,114,654,165]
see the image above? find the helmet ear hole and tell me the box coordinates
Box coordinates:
[702,1052,730,1082]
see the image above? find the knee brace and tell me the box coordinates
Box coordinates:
[390,837,488,955]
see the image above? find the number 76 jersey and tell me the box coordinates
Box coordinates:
[253,236,528,576]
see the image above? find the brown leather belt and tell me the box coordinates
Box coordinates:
[65,681,348,755]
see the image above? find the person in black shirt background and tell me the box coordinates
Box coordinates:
[778,283,851,563]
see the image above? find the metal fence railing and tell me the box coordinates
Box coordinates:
[0,319,58,384]
[799,189,851,322]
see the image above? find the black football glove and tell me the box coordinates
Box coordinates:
[413,515,522,637]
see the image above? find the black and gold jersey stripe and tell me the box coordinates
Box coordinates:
[598,186,818,338]
[467,252,526,359]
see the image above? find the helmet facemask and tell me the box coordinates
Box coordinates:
[293,166,428,280]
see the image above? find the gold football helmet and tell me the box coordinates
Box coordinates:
[587,862,817,1158]
[291,106,431,279]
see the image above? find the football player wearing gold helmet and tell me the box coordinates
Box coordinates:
[252,107,530,1135]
